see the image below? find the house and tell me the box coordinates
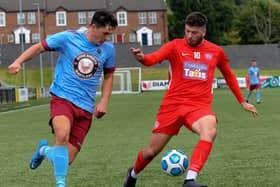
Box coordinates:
[0,0,168,46]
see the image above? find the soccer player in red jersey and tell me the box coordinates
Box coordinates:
[123,12,258,187]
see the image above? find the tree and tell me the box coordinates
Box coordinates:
[236,0,280,44]
[166,0,235,45]
[167,0,190,40]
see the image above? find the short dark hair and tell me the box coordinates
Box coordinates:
[185,11,208,27]
[90,10,118,28]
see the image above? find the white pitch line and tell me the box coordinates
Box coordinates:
[0,104,49,116]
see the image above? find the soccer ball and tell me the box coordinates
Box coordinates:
[161,149,188,176]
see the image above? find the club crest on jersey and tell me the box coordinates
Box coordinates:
[205,53,213,60]
[73,53,99,79]
[183,62,208,81]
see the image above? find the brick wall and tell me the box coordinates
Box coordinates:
[0,9,168,45]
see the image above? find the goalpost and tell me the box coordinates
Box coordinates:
[96,67,142,95]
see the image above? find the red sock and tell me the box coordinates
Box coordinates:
[188,140,213,174]
[133,150,153,174]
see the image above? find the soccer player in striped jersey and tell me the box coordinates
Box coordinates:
[124,11,258,187]
[9,10,117,187]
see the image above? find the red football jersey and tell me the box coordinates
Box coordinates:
[142,38,244,107]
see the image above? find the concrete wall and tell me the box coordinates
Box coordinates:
[223,44,280,69]
[0,43,279,69]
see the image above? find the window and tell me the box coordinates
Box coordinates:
[28,12,36,24]
[8,34,14,43]
[153,32,161,45]
[149,12,157,24]
[17,12,25,25]
[78,12,86,25]
[129,33,136,43]
[108,35,114,43]
[138,12,146,25]
[56,11,67,26]
[0,12,6,27]
[88,11,95,24]
[117,11,127,26]
[32,33,40,43]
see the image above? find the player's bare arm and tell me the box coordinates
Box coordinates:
[218,58,258,117]
[8,43,45,75]
[241,102,258,118]
[94,72,114,119]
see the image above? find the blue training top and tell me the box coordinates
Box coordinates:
[42,30,116,113]
[248,66,260,85]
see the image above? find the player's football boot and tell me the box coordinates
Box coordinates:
[123,167,137,187]
[29,139,48,169]
[183,179,207,187]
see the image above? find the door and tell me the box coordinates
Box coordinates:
[142,33,147,45]
[19,33,26,44]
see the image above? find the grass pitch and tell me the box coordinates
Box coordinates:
[0,88,280,187]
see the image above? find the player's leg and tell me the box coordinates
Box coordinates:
[31,115,71,187]
[124,133,172,187]
[29,99,72,173]
[183,114,217,187]
[30,95,75,187]
[245,91,251,102]
[136,132,172,174]
[44,105,92,184]
[51,115,71,187]
[246,85,253,102]
[39,142,79,167]
[67,143,79,165]
[256,90,261,103]
[67,108,93,164]
[124,105,181,187]
[256,85,261,104]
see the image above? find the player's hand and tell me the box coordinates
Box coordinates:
[8,62,21,75]
[241,102,258,118]
[94,102,107,119]
[130,47,144,61]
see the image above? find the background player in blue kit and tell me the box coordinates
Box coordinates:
[8,10,118,187]
[246,60,261,104]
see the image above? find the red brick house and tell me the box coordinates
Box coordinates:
[0,0,168,46]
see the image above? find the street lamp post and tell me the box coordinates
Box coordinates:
[34,2,44,88]
[0,34,2,65]
[19,0,26,86]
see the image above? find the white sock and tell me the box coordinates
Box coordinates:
[131,168,138,179]
[39,146,48,156]
[186,170,198,180]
